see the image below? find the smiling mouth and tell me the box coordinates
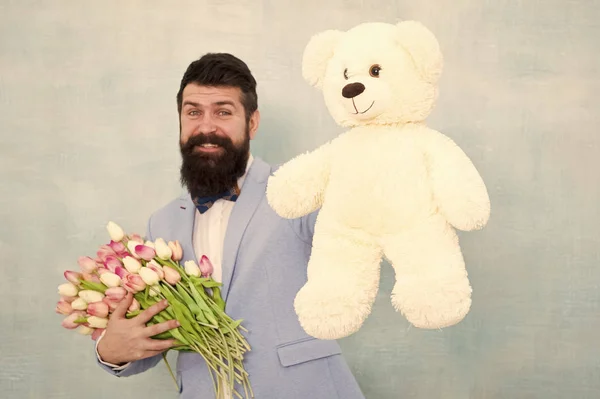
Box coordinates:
[194,144,223,152]
[351,99,375,114]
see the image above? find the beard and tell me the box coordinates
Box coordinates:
[179,129,250,198]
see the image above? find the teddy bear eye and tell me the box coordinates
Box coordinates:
[369,64,381,77]
[343,68,349,80]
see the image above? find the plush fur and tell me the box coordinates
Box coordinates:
[266,21,490,340]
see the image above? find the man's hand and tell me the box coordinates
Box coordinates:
[97,292,180,365]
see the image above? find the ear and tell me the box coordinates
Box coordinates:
[248,110,260,140]
[396,20,443,84]
[302,29,344,90]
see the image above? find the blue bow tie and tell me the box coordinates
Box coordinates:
[193,185,240,214]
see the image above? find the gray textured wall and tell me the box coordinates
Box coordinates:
[1,1,599,398]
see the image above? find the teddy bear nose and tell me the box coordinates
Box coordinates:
[342,83,365,99]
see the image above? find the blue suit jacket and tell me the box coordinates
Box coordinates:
[98,157,365,399]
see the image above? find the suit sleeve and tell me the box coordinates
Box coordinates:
[288,209,319,245]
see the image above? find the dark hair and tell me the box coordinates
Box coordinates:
[176,53,258,122]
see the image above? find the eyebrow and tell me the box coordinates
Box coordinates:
[182,100,237,108]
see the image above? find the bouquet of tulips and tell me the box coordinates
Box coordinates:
[56,221,253,398]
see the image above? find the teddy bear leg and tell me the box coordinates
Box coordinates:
[294,219,382,339]
[382,217,472,329]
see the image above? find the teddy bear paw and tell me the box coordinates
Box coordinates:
[392,277,472,329]
[293,284,373,339]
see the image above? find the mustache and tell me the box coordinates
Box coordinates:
[181,134,234,153]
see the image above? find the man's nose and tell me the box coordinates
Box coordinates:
[196,114,217,134]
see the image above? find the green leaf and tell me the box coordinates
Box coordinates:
[201,280,222,288]
[79,281,107,293]
[175,284,204,320]
[212,287,226,311]
[151,331,173,340]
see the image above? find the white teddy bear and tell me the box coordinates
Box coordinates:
[266,21,491,340]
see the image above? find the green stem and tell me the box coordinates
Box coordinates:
[162,352,179,392]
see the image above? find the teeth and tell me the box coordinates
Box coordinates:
[201,144,219,148]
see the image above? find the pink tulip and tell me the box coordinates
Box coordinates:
[105,287,127,302]
[82,272,101,284]
[128,298,140,312]
[147,261,164,279]
[135,244,156,261]
[56,300,73,315]
[97,267,110,275]
[124,274,146,293]
[129,234,144,243]
[163,266,181,285]
[109,240,126,253]
[103,297,119,312]
[87,302,109,318]
[92,328,105,341]
[97,245,116,263]
[63,270,82,285]
[168,241,183,261]
[61,311,85,330]
[60,295,76,304]
[114,266,130,280]
[199,255,214,277]
[104,256,122,272]
[78,256,98,273]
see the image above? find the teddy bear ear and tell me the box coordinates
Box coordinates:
[395,20,443,84]
[302,29,344,90]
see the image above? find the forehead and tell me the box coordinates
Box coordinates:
[181,83,243,106]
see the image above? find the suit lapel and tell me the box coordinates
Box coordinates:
[176,194,199,265]
[220,158,271,301]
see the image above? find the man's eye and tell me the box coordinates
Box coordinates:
[188,110,199,116]
[218,110,232,116]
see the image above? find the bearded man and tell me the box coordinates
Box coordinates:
[94,53,365,399]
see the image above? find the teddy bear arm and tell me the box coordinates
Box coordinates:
[266,144,332,219]
[427,134,491,231]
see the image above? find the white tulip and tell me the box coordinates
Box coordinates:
[148,285,160,297]
[154,238,172,260]
[78,326,94,335]
[127,241,142,258]
[78,290,105,303]
[87,316,108,329]
[123,256,142,273]
[106,221,125,242]
[184,260,200,277]
[58,282,78,297]
[100,272,121,288]
[139,267,160,286]
[71,297,88,310]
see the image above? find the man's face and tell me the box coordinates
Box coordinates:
[179,83,259,198]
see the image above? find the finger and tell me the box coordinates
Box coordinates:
[143,338,178,352]
[143,319,180,338]
[136,299,169,324]
[111,291,134,319]
[135,346,175,361]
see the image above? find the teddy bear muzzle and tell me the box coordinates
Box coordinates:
[341,82,365,98]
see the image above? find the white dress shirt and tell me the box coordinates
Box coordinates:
[96,154,254,399]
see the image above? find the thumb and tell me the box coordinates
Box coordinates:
[112,291,134,319]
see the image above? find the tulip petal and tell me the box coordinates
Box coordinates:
[104,256,123,273]
[135,245,156,261]
[64,270,83,285]
[78,256,98,273]
[108,240,126,253]
[199,255,214,277]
